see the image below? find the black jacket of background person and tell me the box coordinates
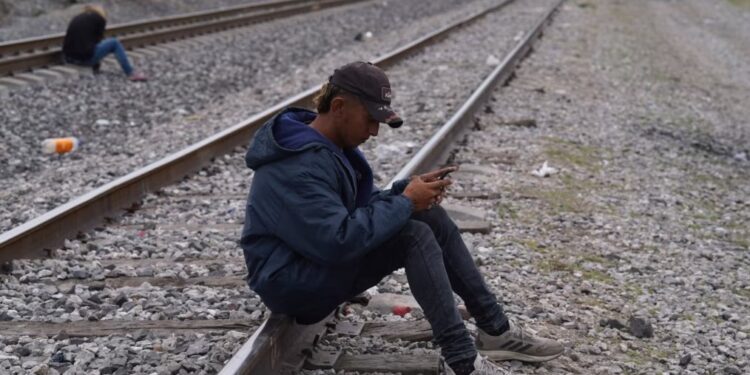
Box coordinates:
[62,12,106,62]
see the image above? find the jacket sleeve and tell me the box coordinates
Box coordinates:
[368,178,409,203]
[95,16,106,42]
[274,164,413,267]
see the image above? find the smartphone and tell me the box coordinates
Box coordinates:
[438,168,455,180]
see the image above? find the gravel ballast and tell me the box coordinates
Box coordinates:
[306,1,750,374]
[2,0,748,373]
[0,0,269,42]
[0,0,556,373]
[0,0,500,233]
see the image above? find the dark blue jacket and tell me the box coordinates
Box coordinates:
[240,108,412,316]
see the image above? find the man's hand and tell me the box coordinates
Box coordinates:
[419,165,459,182]
[402,175,453,211]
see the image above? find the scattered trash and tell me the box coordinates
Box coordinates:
[366,292,420,316]
[95,119,111,126]
[392,305,411,317]
[41,137,79,154]
[531,161,558,177]
[486,54,500,66]
[733,151,747,162]
[354,31,373,42]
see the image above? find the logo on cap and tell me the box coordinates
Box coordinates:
[382,87,392,101]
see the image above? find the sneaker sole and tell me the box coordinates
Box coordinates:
[479,349,563,363]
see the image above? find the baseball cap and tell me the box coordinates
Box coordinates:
[329,61,403,128]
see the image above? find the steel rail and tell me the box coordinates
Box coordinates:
[0,0,308,57]
[390,0,567,186]
[220,1,566,373]
[0,0,514,262]
[0,0,357,76]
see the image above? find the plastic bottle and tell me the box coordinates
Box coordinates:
[41,137,79,154]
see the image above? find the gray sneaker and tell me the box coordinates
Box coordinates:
[444,355,511,375]
[476,320,563,362]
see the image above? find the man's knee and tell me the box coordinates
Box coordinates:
[401,219,435,242]
[412,206,458,237]
[400,220,443,258]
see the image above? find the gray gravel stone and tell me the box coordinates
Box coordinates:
[0,0,496,234]
[628,317,654,339]
[2,0,749,374]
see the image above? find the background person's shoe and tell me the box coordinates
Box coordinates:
[444,355,511,375]
[128,71,148,82]
[476,321,563,363]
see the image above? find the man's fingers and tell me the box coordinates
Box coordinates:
[425,179,452,188]
[421,166,459,181]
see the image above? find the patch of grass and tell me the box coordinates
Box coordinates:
[519,239,546,253]
[624,283,643,297]
[729,0,750,7]
[537,258,574,273]
[532,188,589,213]
[580,254,613,265]
[581,269,614,284]
[543,137,604,173]
[537,256,615,284]
[576,295,605,308]
[626,347,671,365]
[678,312,695,322]
[496,202,518,220]
[730,234,750,250]
[691,173,714,184]
[662,114,716,134]
[641,244,659,253]
[690,197,722,222]
[520,166,616,215]
[577,255,616,284]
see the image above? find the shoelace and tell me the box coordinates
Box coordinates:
[511,322,529,344]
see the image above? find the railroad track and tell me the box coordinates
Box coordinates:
[0,0,565,373]
[0,0,361,77]
[222,1,565,373]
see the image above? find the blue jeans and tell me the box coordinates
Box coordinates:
[67,38,133,76]
[346,206,508,365]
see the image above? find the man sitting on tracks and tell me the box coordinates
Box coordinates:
[240,61,563,375]
[62,5,147,81]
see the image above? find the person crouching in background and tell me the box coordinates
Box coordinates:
[62,5,147,81]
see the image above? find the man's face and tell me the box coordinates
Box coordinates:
[337,96,380,148]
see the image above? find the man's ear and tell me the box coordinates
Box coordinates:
[330,96,346,115]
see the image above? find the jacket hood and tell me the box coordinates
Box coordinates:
[245,107,374,207]
[245,107,339,170]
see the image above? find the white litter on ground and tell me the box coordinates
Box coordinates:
[531,160,558,177]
